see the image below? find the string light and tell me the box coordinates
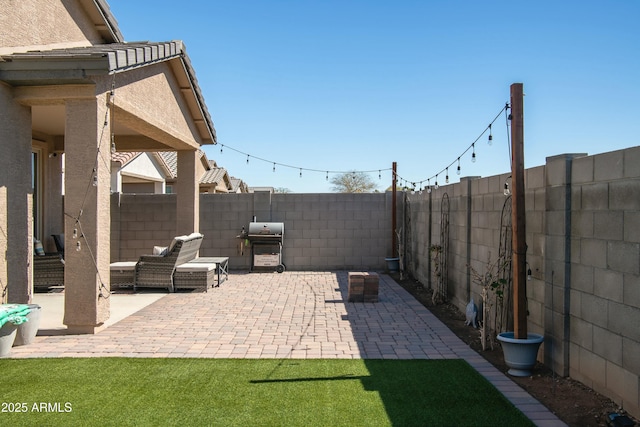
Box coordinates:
[427,179,431,193]
[504,175,512,196]
[72,228,78,239]
[111,136,116,154]
[92,168,98,187]
[76,240,81,252]
[392,104,508,191]
[434,175,439,190]
[215,104,507,189]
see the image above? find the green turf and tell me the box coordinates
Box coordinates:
[0,358,533,426]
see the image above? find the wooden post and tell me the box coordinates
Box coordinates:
[510,83,528,339]
[392,162,397,258]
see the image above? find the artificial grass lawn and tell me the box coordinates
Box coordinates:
[0,358,533,427]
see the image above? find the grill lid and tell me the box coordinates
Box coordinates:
[247,222,284,239]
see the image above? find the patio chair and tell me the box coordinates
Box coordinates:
[51,234,64,257]
[33,253,64,290]
[134,233,203,292]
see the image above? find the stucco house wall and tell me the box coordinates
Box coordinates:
[0,0,106,54]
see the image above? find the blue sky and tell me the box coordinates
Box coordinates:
[108,0,639,193]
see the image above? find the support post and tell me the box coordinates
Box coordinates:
[510,83,527,339]
[391,162,397,258]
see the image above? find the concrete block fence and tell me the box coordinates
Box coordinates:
[110,146,640,418]
[111,192,395,272]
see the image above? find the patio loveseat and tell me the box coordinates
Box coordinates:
[110,233,210,292]
[134,232,204,292]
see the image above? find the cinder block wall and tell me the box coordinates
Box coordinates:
[564,147,640,416]
[400,147,640,419]
[113,192,393,271]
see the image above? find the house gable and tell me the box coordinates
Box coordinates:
[0,0,122,55]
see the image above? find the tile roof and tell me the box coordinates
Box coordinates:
[111,152,141,166]
[0,41,216,145]
[200,167,229,185]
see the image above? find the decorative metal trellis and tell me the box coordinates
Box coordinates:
[432,193,450,304]
[496,195,513,333]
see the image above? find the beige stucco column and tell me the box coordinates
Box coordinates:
[0,82,33,304]
[176,150,200,235]
[62,95,110,333]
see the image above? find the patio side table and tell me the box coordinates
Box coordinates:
[187,257,229,287]
[110,261,137,289]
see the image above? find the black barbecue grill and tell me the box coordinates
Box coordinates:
[247,222,285,273]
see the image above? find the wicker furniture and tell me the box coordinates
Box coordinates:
[186,257,229,286]
[134,233,203,292]
[33,254,65,290]
[109,261,137,289]
[173,262,217,291]
[51,234,65,257]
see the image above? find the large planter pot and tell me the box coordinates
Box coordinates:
[385,257,400,272]
[14,304,42,346]
[0,322,18,357]
[497,332,544,377]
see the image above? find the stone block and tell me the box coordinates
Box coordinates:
[594,150,624,181]
[624,146,640,178]
[607,241,640,274]
[581,182,609,211]
[348,272,365,302]
[580,238,608,269]
[610,180,640,211]
[593,325,623,365]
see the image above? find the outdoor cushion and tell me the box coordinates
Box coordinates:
[110,261,137,271]
[175,262,216,273]
[33,239,45,256]
[153,246,168,256]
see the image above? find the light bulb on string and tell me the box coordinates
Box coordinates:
[76,241,81,252]
[326,171,329,181]
[427,179,431,194]
[246,155,249,164]
[92,168,98,187]
[378,170,381,180]
[456,158,461,175]
[445,167,449,184]
[111,136,116,154]
[434,175,439,190]
[488,124,493,146]
[273,163,276,172]
[72,228,78,239]
[471,143,476,163]
[220,144,224,154]
[299,168,302,178]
